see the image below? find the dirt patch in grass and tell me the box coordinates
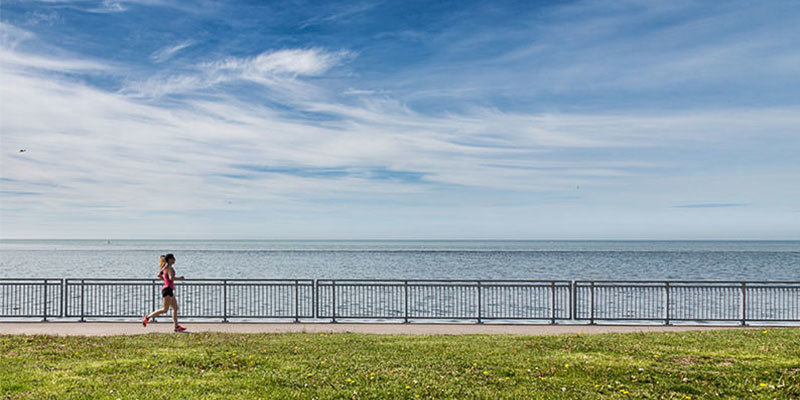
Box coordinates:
[671,355,738,367]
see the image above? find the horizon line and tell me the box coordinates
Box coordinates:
[2,238,799,242]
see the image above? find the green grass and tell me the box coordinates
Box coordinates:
[2,328,799,399]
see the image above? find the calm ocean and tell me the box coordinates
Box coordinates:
[1,240,798,281]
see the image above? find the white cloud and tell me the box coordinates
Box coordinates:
[298,2,379,29]
[88,0,127,13]
[207,48,352,77]
[1,48,108,72]
[343,88,381,96]
[5,45,799,216]
[1,22,35,50]
[125,48,353,98]
[2,19,799,238]
[150,40,195,63]
[1,23,109,72]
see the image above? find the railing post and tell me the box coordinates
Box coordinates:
[60,279,65,318]
[550,281,556,324]
[404,280,409,323]
[42,279,48,322]
[331,280,337,323]
[294,280,300,323]
[223,280,228,323]
[741,282,747,326]
[589,281,595,325]
[570,281,576,321]
[664,282,671,325]
[314,280,318,319]
[80,279,85,322]
[151,280,157,323]
[477,281,482,324]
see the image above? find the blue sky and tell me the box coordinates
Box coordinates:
[1,0,799,239]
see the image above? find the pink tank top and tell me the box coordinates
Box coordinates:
[160,268,175,289]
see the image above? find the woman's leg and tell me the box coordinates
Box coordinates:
[169,296,179,327]
[147,297,170,320]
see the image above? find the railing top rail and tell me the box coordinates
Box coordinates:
[62,278,315,282]
[5,278,799,284]
[316,279,573,283]
[574,280,800,284]
[0,278,65,281]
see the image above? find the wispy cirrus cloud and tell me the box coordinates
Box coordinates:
[298,1,380,29]
[125,48,354,98]
[1,23,108,73]
[1,22,34,49]
[87,0,126,13]
[674,203,750,209]
[4,33,799,214]
[150,40,195,63]
[2,0,799,239]
[204,48,354,79]
[22,0,185,13]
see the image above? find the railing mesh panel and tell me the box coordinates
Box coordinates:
[2,279,797,323]
[0,280,62,318]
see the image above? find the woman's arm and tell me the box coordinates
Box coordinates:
[169,267,184,280]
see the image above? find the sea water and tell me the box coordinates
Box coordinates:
[1,240,798,281]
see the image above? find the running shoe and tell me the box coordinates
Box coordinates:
[142,314,148,327]
[174,325,187,332]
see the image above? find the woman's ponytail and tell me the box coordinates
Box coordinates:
[157,255,166,278]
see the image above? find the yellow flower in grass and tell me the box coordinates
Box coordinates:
[307,373,313,377]
[620,389,629,395]
[594,384,600,389]
[564,363,569,369]
[760,383,767,387]
[405,385,411,390]
[483,371,489,375]
[682,395,692,400]
[320,360,325,365]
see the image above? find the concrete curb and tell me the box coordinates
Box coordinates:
[0,322,767,336]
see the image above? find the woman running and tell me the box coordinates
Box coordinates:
[143,253,187,332]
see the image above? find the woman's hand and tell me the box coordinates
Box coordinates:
[176,276,185,280]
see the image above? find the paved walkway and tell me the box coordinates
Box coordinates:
[0,322,759,336]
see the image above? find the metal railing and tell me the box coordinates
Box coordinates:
[0,279,64,320]
[573,281,800,324]
[2,278,798,324]
[62,279,314,322]
[316,280,572,323]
